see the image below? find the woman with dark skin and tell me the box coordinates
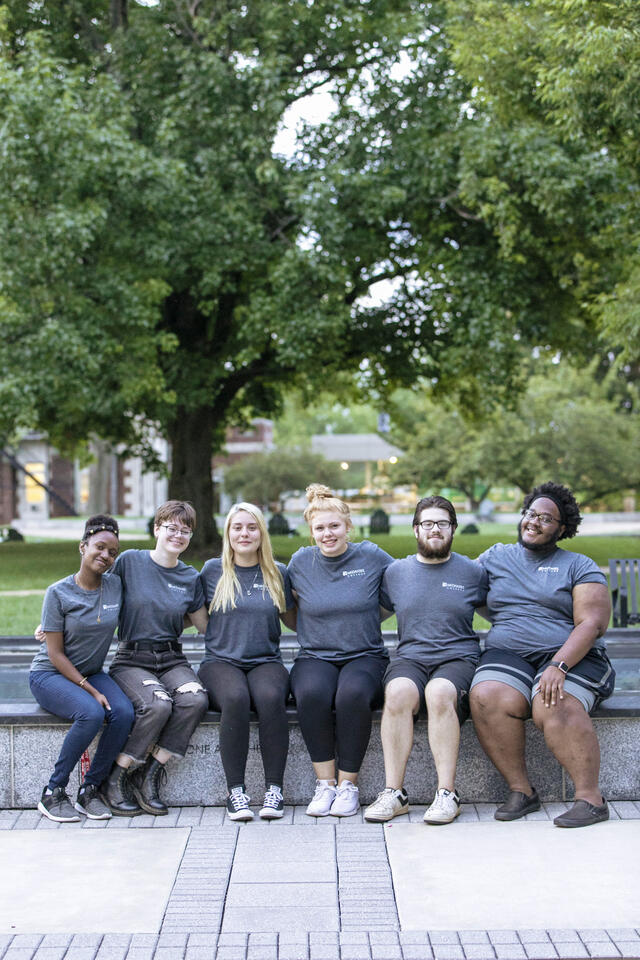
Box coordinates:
[31,515,134,822]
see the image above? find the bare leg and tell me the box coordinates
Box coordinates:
[312,760,337,783]
[470,681,534,794]
[336,770,358,785]
[425,678,460,791]
[532,694,603,805]
[380,678,420,789]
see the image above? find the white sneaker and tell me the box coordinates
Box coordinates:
[330,780,360,817]
[423,788,461,824]
[305,780,337,817]
[364,787,409,823]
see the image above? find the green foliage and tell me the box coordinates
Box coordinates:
[448,0,640,361]
[2,0,636,551]
[223,449,342,508]
[391,361,640,505]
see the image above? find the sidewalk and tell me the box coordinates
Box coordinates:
[1,802,639,960]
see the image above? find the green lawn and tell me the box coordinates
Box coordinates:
[1,531,637,634]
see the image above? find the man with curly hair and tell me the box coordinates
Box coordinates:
[470,482,615,828]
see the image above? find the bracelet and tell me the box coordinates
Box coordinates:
[79,677,88,688]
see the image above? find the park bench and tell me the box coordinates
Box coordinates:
[609,558,640,628]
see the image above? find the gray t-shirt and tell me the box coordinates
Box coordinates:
[478,541,607,656]
[381,553,488,667]
[31,572,122,676]
[200,560,294,666]
[114,549,205,644]
[287,539,393,661]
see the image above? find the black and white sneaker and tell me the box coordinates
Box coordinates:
[226,785,254,821]
[75,783,112,820]
[259,785,284,819]
[38,786,81,823]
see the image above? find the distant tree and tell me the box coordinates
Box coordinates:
[391,363,640,507]
[223,450,342,512]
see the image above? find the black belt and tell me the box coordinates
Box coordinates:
[119,641,182,653]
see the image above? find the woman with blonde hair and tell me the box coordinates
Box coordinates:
[198,503,296,820]
[288,484,393,817]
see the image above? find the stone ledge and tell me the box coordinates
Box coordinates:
[1,701,639,809]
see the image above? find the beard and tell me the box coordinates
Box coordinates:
[517,521,559,554]
[416,534,453,561]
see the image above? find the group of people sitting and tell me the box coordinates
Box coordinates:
[30,480,615,830]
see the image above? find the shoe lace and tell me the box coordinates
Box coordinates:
[375,789,399,813]
[151,762,168,791]
[431,789,456,812]
[312,782,335,801]
[262,787,283,809]
[229,789,250,811]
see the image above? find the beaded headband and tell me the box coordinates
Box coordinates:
[83,523,119,539]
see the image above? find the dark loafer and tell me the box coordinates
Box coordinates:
[554,799,609,828]
[495,789,541,821]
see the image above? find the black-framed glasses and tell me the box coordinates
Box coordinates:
[417,520,453,531]
[160,523,193,539]
[521,509,560,526]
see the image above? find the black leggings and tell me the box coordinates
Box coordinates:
[290,655,386,772]
[198,659,290,789]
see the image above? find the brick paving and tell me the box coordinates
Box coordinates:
[1,805,639,959]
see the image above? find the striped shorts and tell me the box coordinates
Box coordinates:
[470,647,615,713]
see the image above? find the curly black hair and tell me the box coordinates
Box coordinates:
[522,482,582,540]
[81,514,119,542]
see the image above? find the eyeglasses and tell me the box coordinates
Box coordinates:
[417,520,453,531]
[160,523,193,539]
[521,509,561,526]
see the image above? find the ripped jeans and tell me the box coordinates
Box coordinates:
[109,645,208,762]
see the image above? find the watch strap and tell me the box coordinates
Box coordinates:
[549,660,569,674]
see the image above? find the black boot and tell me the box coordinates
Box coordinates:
[130,757,168,816]
[99,765,142,817]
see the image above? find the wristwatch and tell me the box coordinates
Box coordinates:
[549,660,569,674]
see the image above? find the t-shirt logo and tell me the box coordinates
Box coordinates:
[343,569,365,578]
[102,603,119,611]
[537,566,559,573]
[442,581,464,591]
[168,583,187,593]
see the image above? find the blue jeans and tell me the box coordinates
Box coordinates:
[30,671,135,790]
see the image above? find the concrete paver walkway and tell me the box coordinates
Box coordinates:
[0,803,639,960]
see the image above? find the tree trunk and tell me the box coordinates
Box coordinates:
[167,406,222,555]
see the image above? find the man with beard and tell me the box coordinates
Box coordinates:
[364,496,488,824]
[470,481,615,828]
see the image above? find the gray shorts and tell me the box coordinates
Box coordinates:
[470,647,616,713]
[383,656,476,723]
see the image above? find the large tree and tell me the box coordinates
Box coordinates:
[448,0,640,364]
[0,0,627,547]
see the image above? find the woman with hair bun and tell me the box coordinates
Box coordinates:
[198,503,296,821]
[288,484,393,817]
[31,515,134,822]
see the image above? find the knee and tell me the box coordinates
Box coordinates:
[384,682,417,717]
[335,682,371,715]
[109,698,135,730]
[174,681,209,721]
[140,690,173,725]
[79,701,107,731]
[470,682,519,720]
[295,682,331,714]
[221,688,251,718]
[425,680,457,717]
